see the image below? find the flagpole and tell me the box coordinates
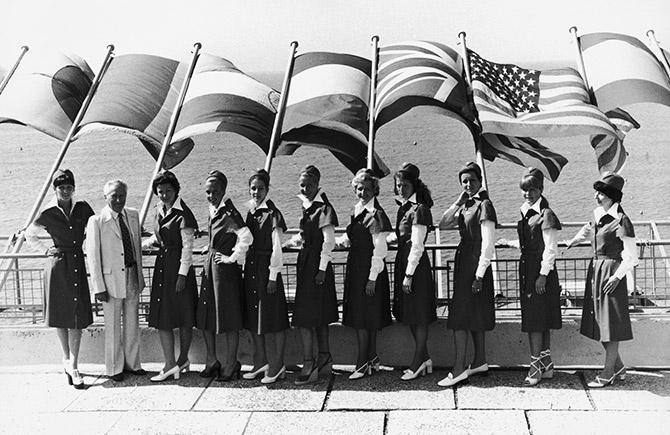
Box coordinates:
[264,41,299,173]
[0,45,29,95]
[0,44,115,291]
[458,31,489,191]
[568,26,591,90]
[646,29,670,79]
[139,42,202,226]
[367,35,379,170]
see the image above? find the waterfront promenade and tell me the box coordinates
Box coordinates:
[1,361,668,435]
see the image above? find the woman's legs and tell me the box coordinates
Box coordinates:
[299,327,315,376]
[176,327,192,366]
[601,341,620,378]
[266,330,286,376]
[251,333,268,370]
[202,330,218,366]
[367,329,378,361]
[57,328,84,370]
[452,330,468,376]
[315,326,331,368]
[470,331,486,368]
[409,325,429,372]
[222,330,239,375]
[56,328,70,363]
[355,329,369,368]
[158,329,177,370]
[526,331,544,382]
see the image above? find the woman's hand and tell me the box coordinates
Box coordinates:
[471,277,482,294]
[365,279,376,296]
[535,275,547,295]
[175,275,186,293]
[455,191,469,206]
[267,280,277,294]
[315,270,326,285]
[603,276,620,295]
[214,252,232,264]
[402,276,413,294]
[46,247,62,257]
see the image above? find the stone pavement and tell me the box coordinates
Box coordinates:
[1,363,669,435]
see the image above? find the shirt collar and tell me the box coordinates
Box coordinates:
[471,188,486,201]
[160,196,184,216]
[594,202,620,222]
[355,198,376,217]
[107,206,126,220]
[46,196,74,217]
[247,198,270,213]
[396,193,417,205]
[209,195,230,217]
[520,197,542,216]
[298,189,325,209]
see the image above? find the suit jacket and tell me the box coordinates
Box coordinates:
[86,206,145,298]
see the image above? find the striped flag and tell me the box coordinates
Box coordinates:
[468,49,619,139]
[580,32,670,111]
[375,41,476,132]
[75,54,188,167]
[170,53,279,165]
[590,108,640,174]
[278,52,389,177]
[0,51,94,140]
[479,134,568,182]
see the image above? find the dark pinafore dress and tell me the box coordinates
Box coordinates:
[447,191,497,331]
[517,198,562,332]
[243,200,290,334]
[292,193,339,328]
[580,207,634,342]
[392,201,437,326]
[342,199,392,330]
[34,201,94,329]
[148,200,199,330]
[196,199,246,333]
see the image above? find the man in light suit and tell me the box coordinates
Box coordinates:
[86,180,145,381]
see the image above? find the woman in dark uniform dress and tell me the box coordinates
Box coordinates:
[242,169,290,384]
[439,162,497,387]
[196,170,253,381]
[390,163,436,381]
[337,169,392,380]
[501,168,562,386]
[566,173,637,388]
[26,169,94,389]
[288,165,339,385]
[142,171,198,382]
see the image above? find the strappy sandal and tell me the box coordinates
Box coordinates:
[540,350,554,379]
[587,373,616,388]
[523,355,543,386]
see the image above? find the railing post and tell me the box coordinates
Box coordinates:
[14,258,21,306]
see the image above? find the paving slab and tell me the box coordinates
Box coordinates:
[327,370,455,410]
[586,370,670,410]
[107,411,251,435]
[245,411,384,435]
[386,410,529,435]
[194,370,329,411]
[0,411,122,435]
[456,370,592,410]
[527,410,670,435]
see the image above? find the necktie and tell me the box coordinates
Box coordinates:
[118,213,136,267]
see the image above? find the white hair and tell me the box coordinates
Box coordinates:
[103,179,128,195]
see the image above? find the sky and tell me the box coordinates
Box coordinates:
[1,0,669,75]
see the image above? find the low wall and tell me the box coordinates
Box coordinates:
[2,314,669,368]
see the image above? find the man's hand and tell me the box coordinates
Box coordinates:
[175,275,186,293]
[95,291,109,303]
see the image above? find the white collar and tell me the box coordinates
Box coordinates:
[355,198,376,217]
[298,189,325,209]
[105,205,126,220]
[594,203,620,222]
[470,188,486,200]
[159,197,184,216]
[520,198,542,216]
[46,196,75,216]
[247,198,270,213]
[397,193,417,205]
[209,195,230,215]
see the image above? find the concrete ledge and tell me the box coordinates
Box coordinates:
[2,315,669,367]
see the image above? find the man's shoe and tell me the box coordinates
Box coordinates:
[124,368,147,376]
[110,372,125,382]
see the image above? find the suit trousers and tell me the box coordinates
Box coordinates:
[102,266,141,376]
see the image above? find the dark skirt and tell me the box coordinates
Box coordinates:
[148,247,198,330]
[292,246,339,327]
[392,243,437,326]
[519,252,562,332]
[243,251,289,334]
[196,252,245,333]
[43,249,93,329]
[580,258,633,342]
[343,248,392,330]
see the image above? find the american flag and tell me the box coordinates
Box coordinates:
[590,108,639,174]
[468,49,619,139]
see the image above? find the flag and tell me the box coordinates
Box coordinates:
[0,51,94,140]
[468,49,619,139]
[479,134,568,182]
[580,32,670,111]
[75,54,188,168]
[170,53,280,166]
[375,41,476,132]
[590,108,640,174]
[278,52,389,177]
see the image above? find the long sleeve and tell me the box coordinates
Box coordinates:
[25,223,50,253]
[141,234,159,250]
[335,233,350,248]
[612,236,639,279]
[178,227,195,276]
[268,227,284,280]
[405,224,427,275]
[475,220,496,279]
[319,225,335,271]
[438,203,460,229]
[285,232,303,248]
[369,231,389,281]
[568,223,591,246]
[85,218,106,294]
[539,227,559,276]
[227,226,253,265]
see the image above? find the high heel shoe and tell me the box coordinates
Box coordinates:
[317,352,333,375]
[261,366,286,384]
[368,355,380,372]
[151,365,180,382]
[217,361,241,382]
[199,360,221,378]
[71,369,85,390]
[614,366,627,381]
[401,361,427,381]
[523,356,543,387]
[348,362,371,380]
[243,363,269,380]
[540,350,554,379]
[467,363,489,377]
[295,359,318,385]
[587,372,616,388]
[178,360,190,373]
[403,358,433,375]
[437,370,469,387]
[63,359,73,385]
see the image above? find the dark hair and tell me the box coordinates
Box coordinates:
[393,165,433,208]
[351,168,380,197]
[299,165,321,183]
[152,170,180,195]
[594,181,623,203]
[519,168,544,192]
[249,168,270,189]
[206,170,228,190]
[458,161,482,182]
[52,169,75,188]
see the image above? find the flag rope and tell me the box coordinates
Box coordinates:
[367,35,379,170]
